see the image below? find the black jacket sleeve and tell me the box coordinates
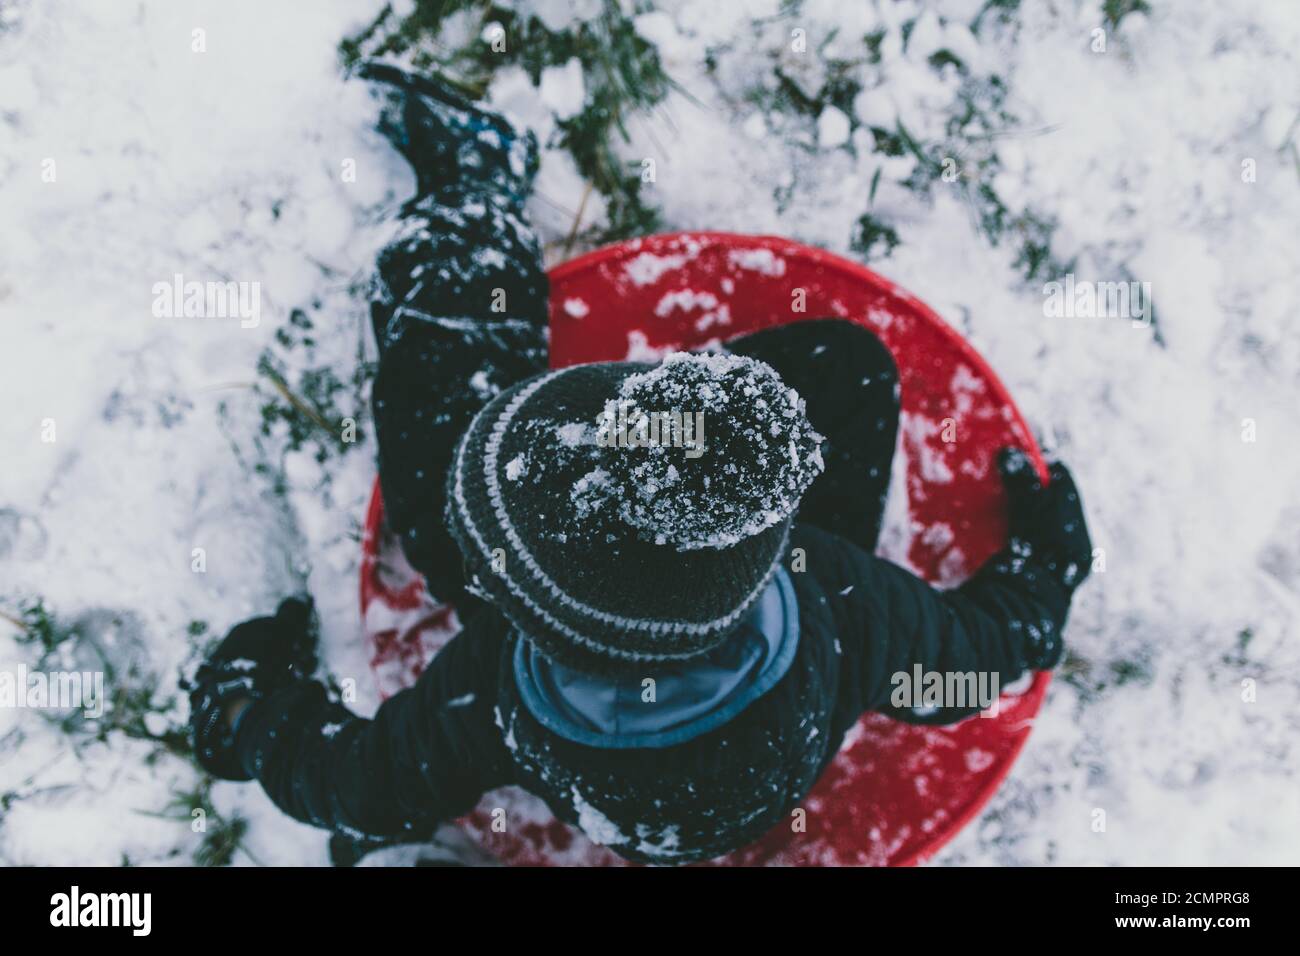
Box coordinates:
[232,613,514,841]
[801,525,1073,735]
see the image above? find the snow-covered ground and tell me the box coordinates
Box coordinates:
[2,0,1297,866]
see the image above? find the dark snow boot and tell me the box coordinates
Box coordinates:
[357,60,538,208]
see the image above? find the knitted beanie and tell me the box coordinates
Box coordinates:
[446,351,824,675]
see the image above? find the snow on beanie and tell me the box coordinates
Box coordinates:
[446,351,824,675]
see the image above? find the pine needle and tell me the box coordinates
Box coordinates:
[258,368,336,435]
[562,181,594,257]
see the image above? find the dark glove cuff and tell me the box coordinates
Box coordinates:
[187,660,264,781]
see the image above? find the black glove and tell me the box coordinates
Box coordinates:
[187,597,318,780]
[997,448,1093,595]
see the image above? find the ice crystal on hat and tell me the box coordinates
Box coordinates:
[599,351,824,550]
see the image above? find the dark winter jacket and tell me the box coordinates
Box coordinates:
[232,522,1071,864]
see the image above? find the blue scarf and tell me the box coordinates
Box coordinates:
[513,568,799,749]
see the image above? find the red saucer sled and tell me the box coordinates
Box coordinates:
[360,232,1050,866]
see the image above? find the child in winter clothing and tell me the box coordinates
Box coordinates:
[188,67,1092,866]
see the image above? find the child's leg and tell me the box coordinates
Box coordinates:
[363,65,549,604]
[724,318,900,554]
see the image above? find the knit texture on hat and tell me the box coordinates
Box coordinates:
[446,352,824,675]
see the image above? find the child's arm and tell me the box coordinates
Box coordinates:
[197,609,514,842]
[233,621,511,840]
[821,453,1091,730]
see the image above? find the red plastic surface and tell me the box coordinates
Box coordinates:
[360,232,1049,866]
